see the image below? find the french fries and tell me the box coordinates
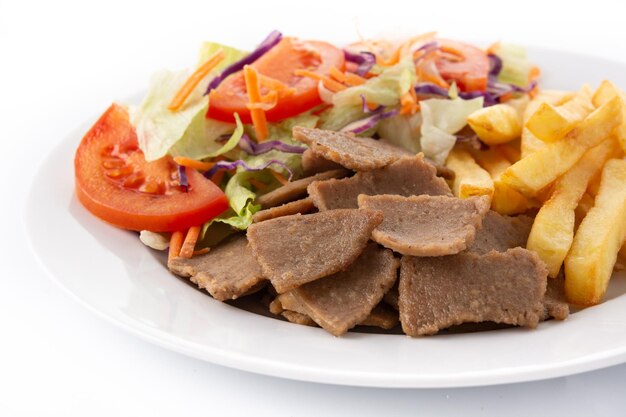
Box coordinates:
[574,192,595,229]
[565,158,626,306]
[500,96,623,196]
[445,148,494,200]
[521,90,575,158]
[527,138,621,277]
[592,80,626,152]
[525,86,594,143]
[471,147,529,215]
[467,104,522,145]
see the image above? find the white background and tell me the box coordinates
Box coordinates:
[3,0,626,415]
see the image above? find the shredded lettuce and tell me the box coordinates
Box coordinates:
[201,171,264,235]
[420,96,484,164]
[332,59,416,108]
[198,42,248,69]
[168,110,235,160]
[318,104,365,131]
[318,60,415,131]
[131,69,209,161]
[492,43,531,88]
[131,42,247,161]
[377,113,423,153]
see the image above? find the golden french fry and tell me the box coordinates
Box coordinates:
[527,139,621,277]
[525,86,595,143]
[565,158,626,306]
[521,90,575,157]
[467,104,522,145]
[592,80,626,153]
[586,170,602,197]
[501,96,623,196]
[498,140,522,163]
[472,147,529,215]
[574,192,595,229]
[445,148,494,200]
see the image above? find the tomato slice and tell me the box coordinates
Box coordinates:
[435,39,489,92]
[74,104,229,232]
[207,37,344,123]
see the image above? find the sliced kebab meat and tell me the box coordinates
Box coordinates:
[168,235,265,301]
[308,155,452,210]
[247,209,383,293]
[358,194,490,256]
[399,248,548,336]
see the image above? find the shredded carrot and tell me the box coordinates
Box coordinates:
[499,92,514,102]
[343,72,367,86]
[529,66,541,82]
[210,169,225,186]
[193,248,210,256]
[168,49,225,111]
[293,69,347,92]
[270,170,289,185]
[258,73,289,91]
[243,65,269,141]
[248,178,268,191]
[376,47,400,67]
[329,66,347,83]
[400,90,420,115]
[173,156,215,172]
[246,90,278,111]
[168,231,185,262]
[179,226,201,259]
[486,41,501,55]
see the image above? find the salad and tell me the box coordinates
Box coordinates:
[74,31,537,248]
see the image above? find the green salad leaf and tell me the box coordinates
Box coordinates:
[420,96,483,164]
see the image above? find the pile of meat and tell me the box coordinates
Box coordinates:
[168,127,569,337]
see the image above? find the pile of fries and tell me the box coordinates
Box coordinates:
[447,81,626,306]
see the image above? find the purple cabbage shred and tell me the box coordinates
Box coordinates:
[238,134,306,155]
[341,108,399,135]
[204,30,283,95]
[204,159,294,181]
[177,165,188,191]
[343,50,376,76]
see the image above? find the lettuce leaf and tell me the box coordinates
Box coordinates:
[201,170,265,235]
[318,104,364,131]
[198,42,248,69]
[174,112,244,160]
[376,113,423,153]
[131,69,209,161]
[332,59,416,108]
[132,42,247,161]
[420,96,484,164]
[318,60,416,131]
[492,43,531,88]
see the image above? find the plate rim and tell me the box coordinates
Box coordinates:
[25,45,626,388]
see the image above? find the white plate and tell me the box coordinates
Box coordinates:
[26,47,626,388]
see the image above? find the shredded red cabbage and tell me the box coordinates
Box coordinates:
[204,159,294,181]
[360,94,383,113]
[414,83,450,97]
[204,31,283,95]
[344,50,376,76]
[177,165,188,191]
[488,54,503,78]
[414,41,439,62]
[239,134,306,155]
[341,108,399,135]
[414,79,535,108]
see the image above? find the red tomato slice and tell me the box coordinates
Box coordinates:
[74,104,229,232]
[435,39,489,92]
[207,37,345,123]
